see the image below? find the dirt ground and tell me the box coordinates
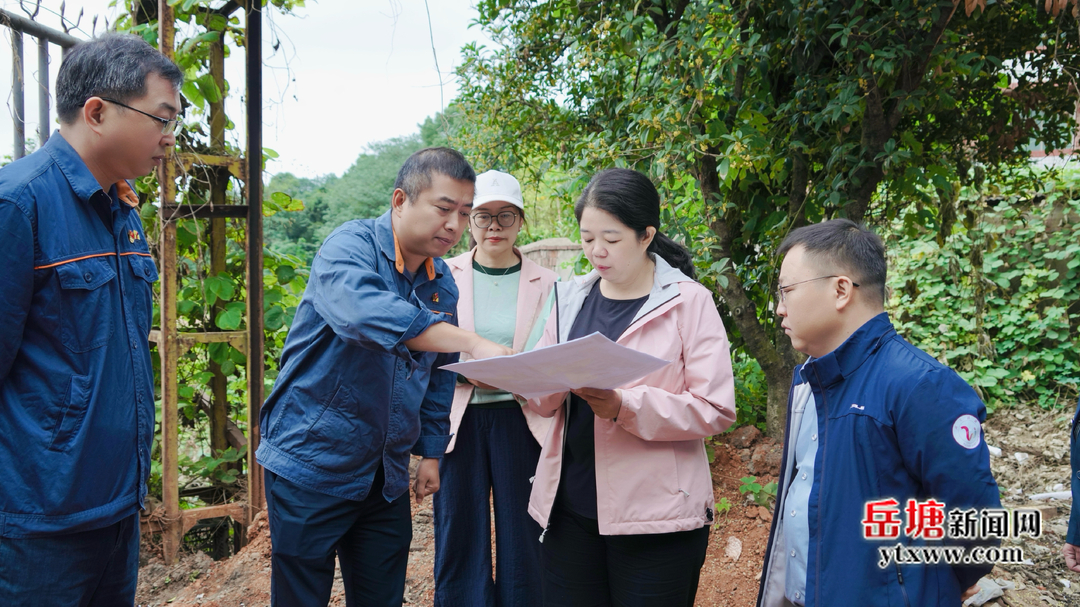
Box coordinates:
[134,399,1080,607]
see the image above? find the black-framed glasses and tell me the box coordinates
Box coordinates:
[777,275,860,303]
[472,211,519,228]
[99,97,182,136]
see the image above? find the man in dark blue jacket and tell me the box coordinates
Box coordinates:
[255,147,513,606]
[1063,398,1080,572]
[0,34,182,605]
[757,219,1000,607]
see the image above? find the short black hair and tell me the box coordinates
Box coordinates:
[778,219,887,304]
[56,33,183,124]
[394,147,476,201]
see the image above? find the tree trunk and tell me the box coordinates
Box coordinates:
[696,157,797,438]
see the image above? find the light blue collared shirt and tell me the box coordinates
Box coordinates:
[784,367,818,606]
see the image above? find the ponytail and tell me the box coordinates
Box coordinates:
[648,231,696,280]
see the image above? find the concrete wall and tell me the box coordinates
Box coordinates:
[520,237,582,281]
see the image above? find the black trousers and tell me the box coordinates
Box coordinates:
[265,466,412,607]
[540,504,710,607]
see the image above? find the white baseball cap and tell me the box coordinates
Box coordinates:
[473,170,524,210]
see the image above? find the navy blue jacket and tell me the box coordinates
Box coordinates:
[1068,399,1080,545]
[0,133,157,537]
[256,211,459,502]
[758,314,1000,607]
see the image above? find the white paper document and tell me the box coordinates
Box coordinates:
[440,332,670,399]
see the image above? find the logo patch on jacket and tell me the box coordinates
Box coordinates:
[951,414,982,449]
[128,230,141,243]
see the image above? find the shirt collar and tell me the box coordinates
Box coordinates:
[44,131,106,203]
[804,313,895,388]
[43,131,139,209]
[375,211,436,281]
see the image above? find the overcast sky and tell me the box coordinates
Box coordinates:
[0,0,490,178]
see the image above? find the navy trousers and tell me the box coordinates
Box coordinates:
[0,512,139,607]
[265,466,412,607]
[540,505,709,607]
[433,404,543,607]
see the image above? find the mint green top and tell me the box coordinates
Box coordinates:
[470,260,521,404]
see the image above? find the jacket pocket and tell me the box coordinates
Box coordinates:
[125,254,158,338]
[56,257,117,352]
[48,374,93,452]
[305,385,377,475]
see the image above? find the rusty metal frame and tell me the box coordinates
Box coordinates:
[1,7,79,159]
[1,0,264,567]
[152,0,264,565]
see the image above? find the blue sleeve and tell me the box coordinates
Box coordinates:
[1068,400,1080,545]
[895,367,1001,589]
[0,202,33,384]
[412,350,460,458]
[308,228,442,369]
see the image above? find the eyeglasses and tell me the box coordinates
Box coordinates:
[99,97,182,136]
[776,275,860,303]
[472,211,519,229]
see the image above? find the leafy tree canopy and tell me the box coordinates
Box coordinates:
[454,0,1079,435]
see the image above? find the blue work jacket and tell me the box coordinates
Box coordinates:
[758,313,1000,607]
[0,133,157,538]
[256,211,459,502]
[1068,399,1080,545]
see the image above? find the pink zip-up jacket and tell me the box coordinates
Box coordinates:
[527,256,736,536]
[444,248,558,452]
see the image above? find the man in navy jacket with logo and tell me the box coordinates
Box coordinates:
[0,34,182,605]
[256,147,513,606]
[757,219,1000,607]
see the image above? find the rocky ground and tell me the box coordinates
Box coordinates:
[135,399,1080,607]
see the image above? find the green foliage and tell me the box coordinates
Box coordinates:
[732,351,769,431]
[739,476,779,508]
[889,170,1080,411]
[182,447,246,485]
[264,118,467,260]
[714,497,732,527]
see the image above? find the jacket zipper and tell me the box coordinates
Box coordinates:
[810,364,827,607]
[539,286,565,545]
[895,564,912,607]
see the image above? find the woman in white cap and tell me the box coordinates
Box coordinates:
[433,170,558,607]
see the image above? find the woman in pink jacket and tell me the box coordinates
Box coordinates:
[528,168,736,606]
[433,170,558,607]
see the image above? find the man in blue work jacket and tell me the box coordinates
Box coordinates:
[757,219,1001,607]
[255,147,513,606]
[0,34,182,605]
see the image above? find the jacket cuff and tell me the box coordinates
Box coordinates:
[1067,513,1080,546]
[395,308,442,369]
[411,434,452,458]
[953,563,994,592]
[612,389,641,431]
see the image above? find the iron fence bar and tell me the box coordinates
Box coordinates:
[0,9,80,48]
[1,8,79,157]
[12,29,23,159]
[244,0,265,515]
[37,36,48,143]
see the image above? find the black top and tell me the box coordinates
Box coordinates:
[559,280,649,519]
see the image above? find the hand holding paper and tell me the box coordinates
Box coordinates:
[441,332,670,399]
